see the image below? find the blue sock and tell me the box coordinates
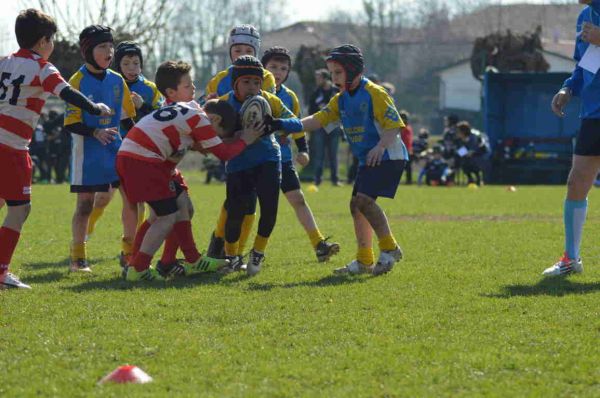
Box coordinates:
[564,199,588,259]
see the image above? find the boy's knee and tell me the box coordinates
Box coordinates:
[349,196,361,215]
[76,199,94,216]
[287,191,306,208]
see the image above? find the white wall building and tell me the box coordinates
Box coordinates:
[438,50,576,112]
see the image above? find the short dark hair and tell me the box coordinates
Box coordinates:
[15,9,57,49]
[399,110,410,124]
[315,68,330,80]
[204,99,240,137]
[456,121,471,135]
[155,61,192,97]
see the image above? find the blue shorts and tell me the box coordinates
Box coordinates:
[352,160,406,199]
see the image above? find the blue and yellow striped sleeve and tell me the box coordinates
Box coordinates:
[366,83,405,130]
[206,70,229,96]
[313,93,341,127]
[64,71,84,126]
[121,81,137,120]
[148,81,164,110]
[264,91,302,133]
[289,89,305,140]
[262,70,277,94]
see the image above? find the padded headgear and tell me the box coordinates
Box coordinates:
[228,25,261,60]
[326,44,364,91]
[114,41,143,76]
[79,25,113,70]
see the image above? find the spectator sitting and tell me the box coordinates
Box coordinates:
[413,128,429,159]
[418,145,453,186]
[456,121,489,186]
[442,114,459,162]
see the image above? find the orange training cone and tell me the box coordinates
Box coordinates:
[98,365,153,384]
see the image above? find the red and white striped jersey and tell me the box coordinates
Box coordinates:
[0,49,68,151]
[119,101,225,164]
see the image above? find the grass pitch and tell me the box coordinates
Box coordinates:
[2,176,600,397]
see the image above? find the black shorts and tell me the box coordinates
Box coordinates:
[575,119,600,156]
[147,180,185,217]
[70,179,120,193]
[352,160,406,199]
[226,162,281,213]
[280,161,301,193]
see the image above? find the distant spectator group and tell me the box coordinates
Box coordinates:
[29,110,70,184]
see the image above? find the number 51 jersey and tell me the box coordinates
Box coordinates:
[0,49,68,152]
[118,101,223,164]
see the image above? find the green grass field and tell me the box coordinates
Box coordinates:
[3,175,600,397]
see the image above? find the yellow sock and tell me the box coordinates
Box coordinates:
[378,234,398,251]
[238,213,256,255]
[70,242,87,261]
[137,204,146,229]
[215,206,227,239]
[224,241,239,257]
[253,235,269,253]
[87,206,106,235]
[357,246,375,266]
[307,229,325,248]
[121,236,134,256]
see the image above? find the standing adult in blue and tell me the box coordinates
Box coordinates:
[545,0,600,276]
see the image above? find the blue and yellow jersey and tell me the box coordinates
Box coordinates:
[219,89,296,173]
[127,74,164,120]
[314,77,408,166]
[65,66,136,186]
[276,84,306,163]
[206,66,277,97]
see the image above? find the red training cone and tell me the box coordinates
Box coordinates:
[98,365,153,384]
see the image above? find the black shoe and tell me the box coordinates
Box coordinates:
[315,238,340,262]
[156,260,186,278]
[206,231,225,259]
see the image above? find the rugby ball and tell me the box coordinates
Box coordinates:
[240,95,272,130]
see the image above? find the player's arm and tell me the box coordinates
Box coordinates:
[120,82,137,134]
[191,118,261,161]
[366,89,405,167]
[40,63,111,116]
[290,92,309,154]
[264,96,303,134]
[552,13,585,102]
[302,93,341,132]
[62,72,116,143]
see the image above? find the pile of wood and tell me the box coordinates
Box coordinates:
[470,26,549,80]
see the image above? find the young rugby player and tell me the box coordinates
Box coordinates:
[118,60,261,281]
[205,24,276,98]
[64,25,137,273]
[86,41,164,266]
[261,46,340,262]
[205,25,277,259]
[218,55,303,275]
[301,45,407,276]
[0,9,111,288]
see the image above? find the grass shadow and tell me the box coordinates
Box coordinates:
[485,277,600,298]
[246,274,369,291]
[22,257,113,270]
[24,271,65,284]
[63,271,244,292]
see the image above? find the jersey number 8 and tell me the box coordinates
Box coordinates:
[152,104,189,122]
